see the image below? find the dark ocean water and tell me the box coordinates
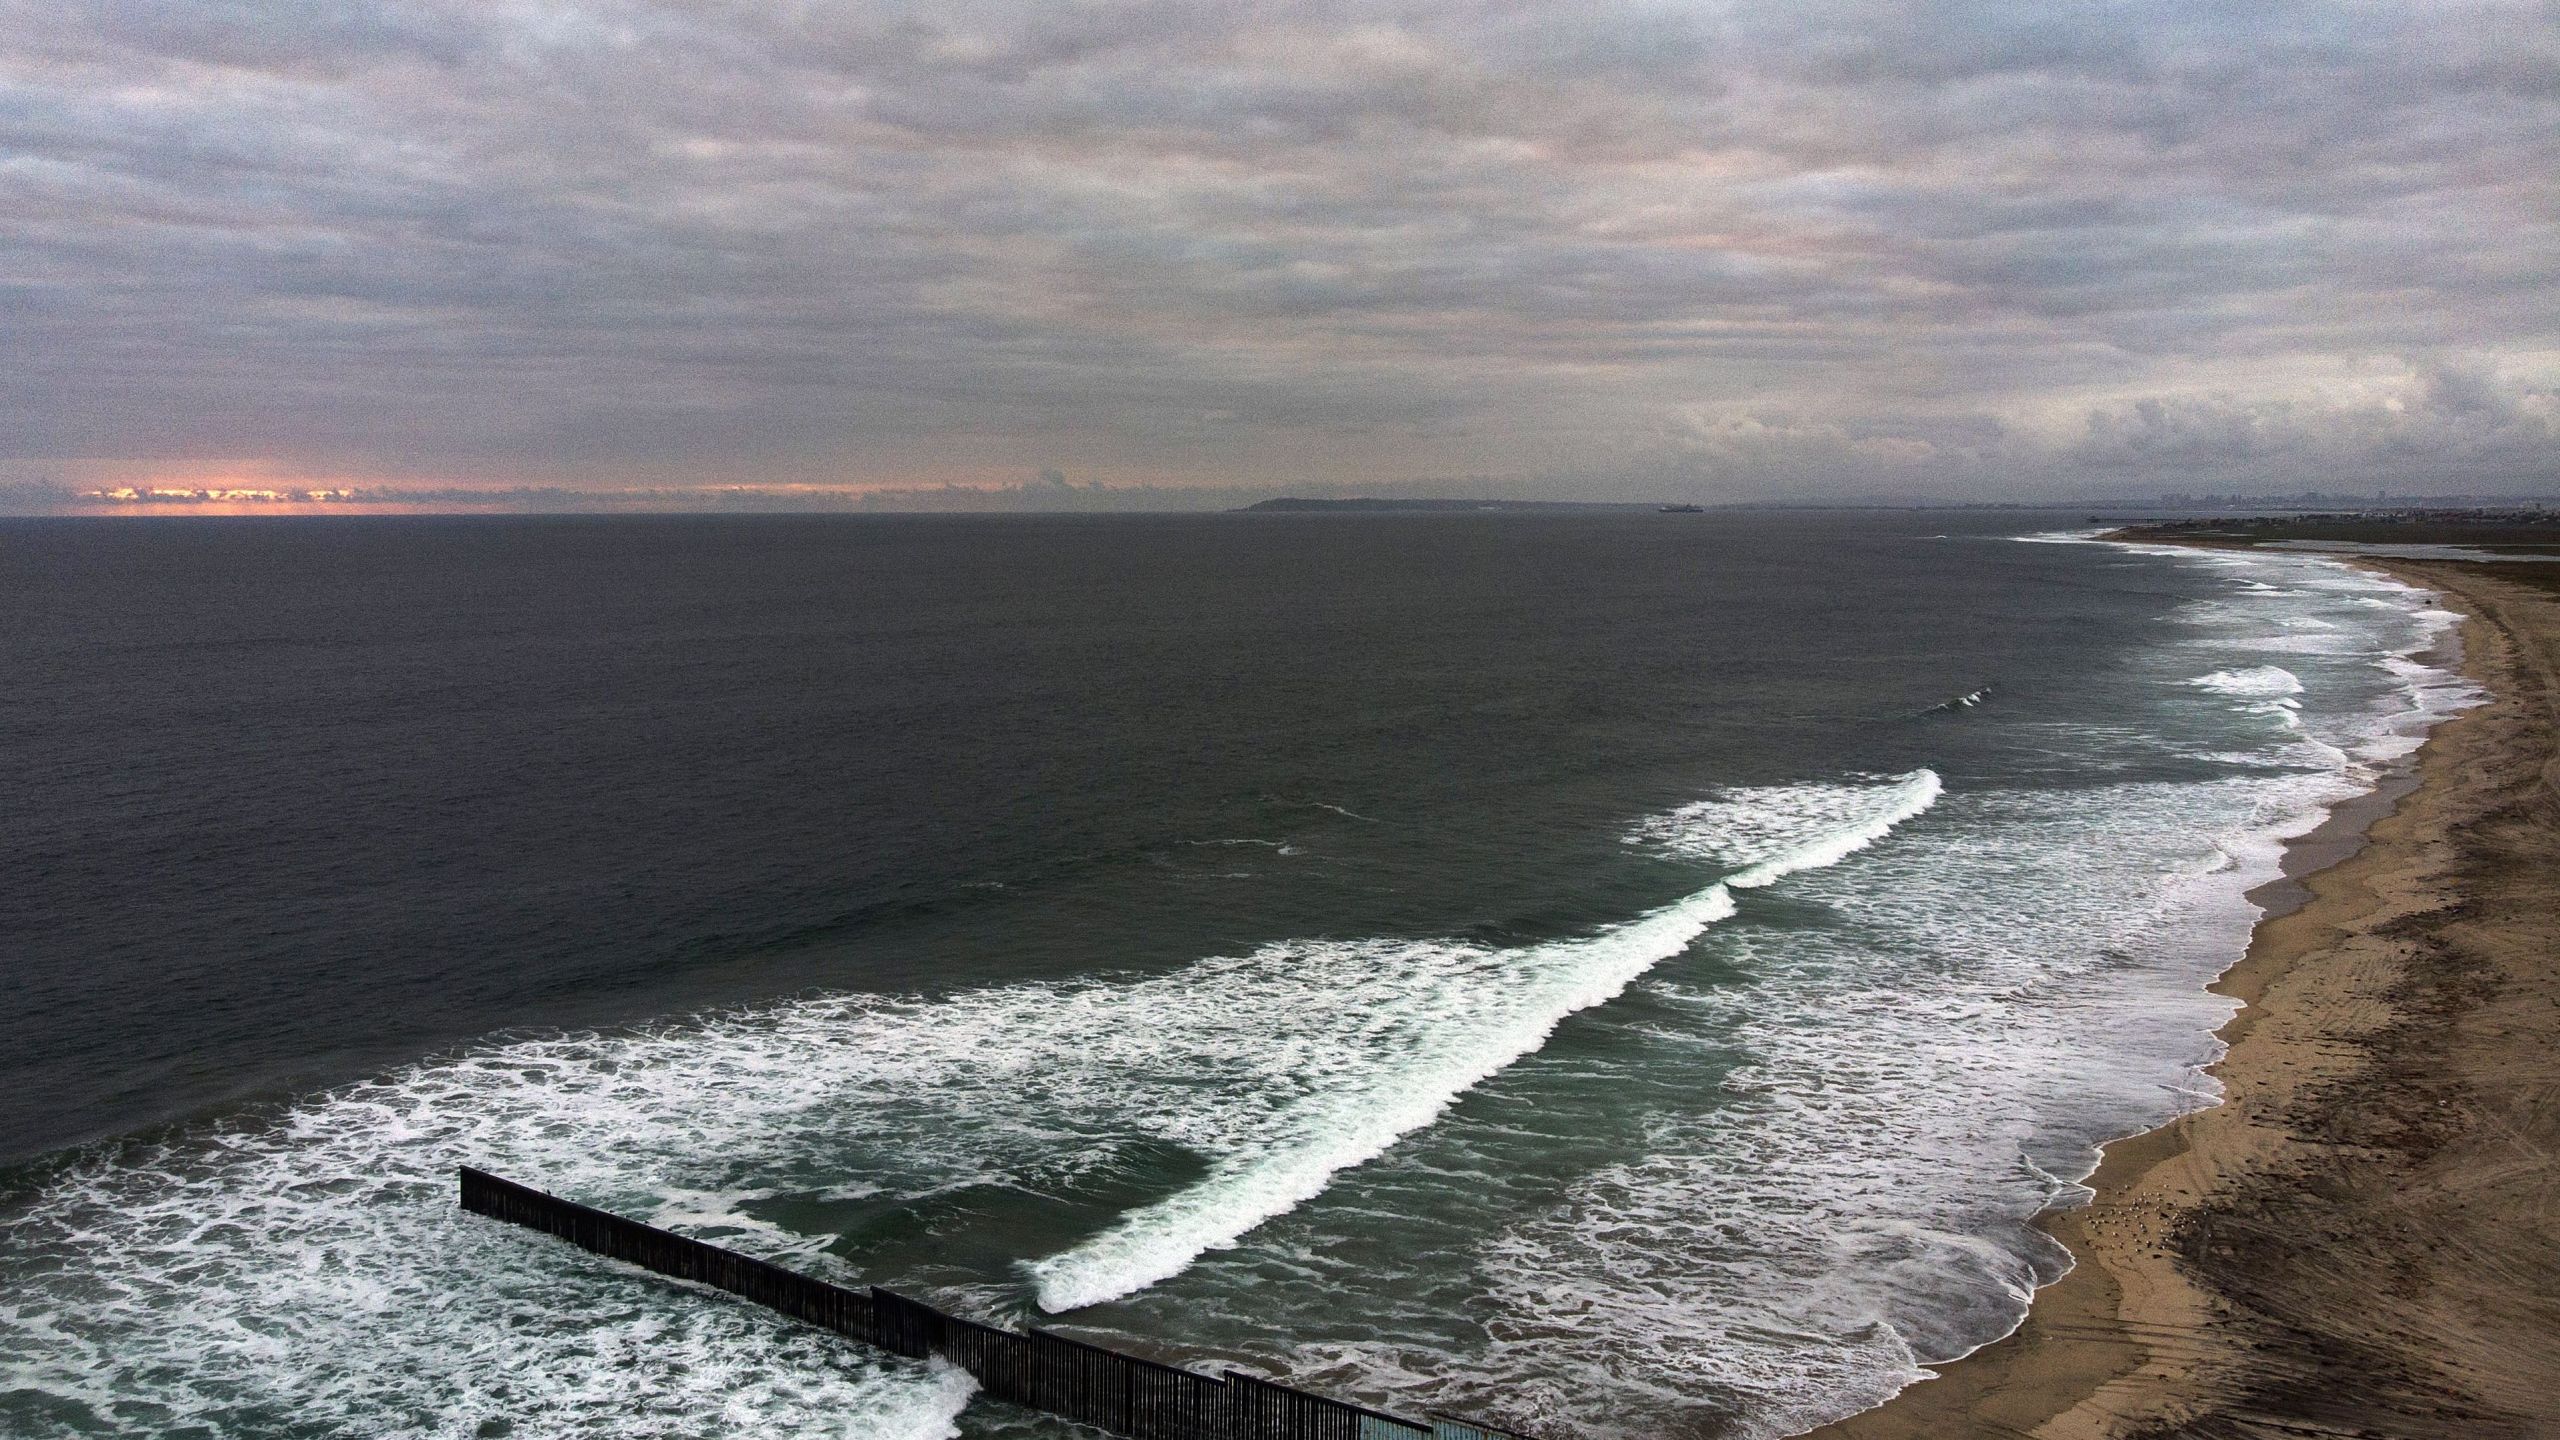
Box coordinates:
[0,513,2473,1438]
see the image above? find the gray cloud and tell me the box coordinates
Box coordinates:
[1,0,2553,505]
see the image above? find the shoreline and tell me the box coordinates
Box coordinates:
[1802,554,2560,1439]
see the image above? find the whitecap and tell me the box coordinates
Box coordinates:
[2188,665,2304,697]
[1027,772,1943,1313]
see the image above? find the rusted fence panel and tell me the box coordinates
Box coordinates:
[1228,1371,1432,1440]
[456,1166,1527,1440]
[459,1166,878,1343]
[941,1311,1035,1405]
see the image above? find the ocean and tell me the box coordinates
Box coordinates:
[0,511,2475,1438]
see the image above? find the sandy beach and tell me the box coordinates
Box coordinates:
[1807,556,2560,1439]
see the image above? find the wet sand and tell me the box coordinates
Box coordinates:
[1805,558,2560,1440]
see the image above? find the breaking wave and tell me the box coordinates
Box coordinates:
[1028,772,1944,1313]
[2189,665,2304,697]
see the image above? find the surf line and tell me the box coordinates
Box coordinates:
[1027,770,1944,1314]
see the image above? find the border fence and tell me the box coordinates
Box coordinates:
[458,1167,1534,1440]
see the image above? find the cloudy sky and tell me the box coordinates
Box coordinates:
[4,0,2555,509]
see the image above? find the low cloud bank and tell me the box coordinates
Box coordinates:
[4,1,2553,500]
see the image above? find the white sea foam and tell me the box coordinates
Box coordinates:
[1467,773,2326,1437]
[0,1051,984,1439]
[1296,541,2485,1439]
[0,773,1944,1430]
[1635,770,1946,890]
[2188,665,2304,697]
[1027,772,1944,1313]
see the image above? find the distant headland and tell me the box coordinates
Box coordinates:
[1236,497,1669,513]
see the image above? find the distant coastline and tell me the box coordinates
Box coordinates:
[1233,497,1667,513]
[2114,508,2560,554]
[16,487,2556,521]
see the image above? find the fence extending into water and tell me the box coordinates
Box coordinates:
[458,1166,1530,1440]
